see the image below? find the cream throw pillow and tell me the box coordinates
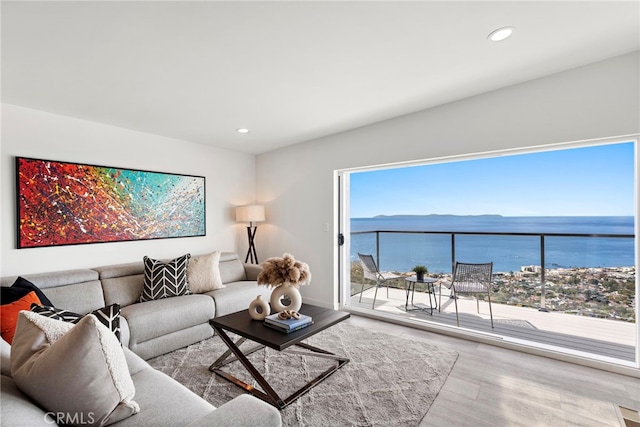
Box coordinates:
[1,336,11,376]
[187,251,225,293]
[11,311,139,426]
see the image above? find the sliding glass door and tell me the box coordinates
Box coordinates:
[338,138,638,367]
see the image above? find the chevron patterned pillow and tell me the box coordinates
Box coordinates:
[140,254,191,302]
[30,303,121,342]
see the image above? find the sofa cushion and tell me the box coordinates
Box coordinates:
[218,252,248,283]
[1,375,54,427]
[11,312,139,426]
[1,270,105,315]
[121,294,214,345]
[130,324,213,361]
[187,251,225,293]
[0,291,42,344]
[119,315,131,348]
[206,281,272,317]
[185,395,282,427]
[114,363,214,427]
[140,254,191,302]
[123,346,150,376]
[42,281,106,316]
[95,261,145,308]
[31,303,122,342]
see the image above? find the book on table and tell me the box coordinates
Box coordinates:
[264,320,314,334]
[264,313,313,330]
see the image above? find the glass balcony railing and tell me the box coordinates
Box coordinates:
[350,230,636,322]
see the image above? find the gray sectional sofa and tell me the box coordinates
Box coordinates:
[0,251,280,427]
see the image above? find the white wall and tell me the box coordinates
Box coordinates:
[255,51,640,308]
[0,104,256,276]
[2,52,638,294]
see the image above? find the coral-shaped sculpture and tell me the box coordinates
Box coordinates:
[257,253,312,288]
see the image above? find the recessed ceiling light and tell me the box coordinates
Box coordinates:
[236,128,250,134]
[488,26,515,42]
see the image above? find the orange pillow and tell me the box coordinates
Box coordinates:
[0,291,42,344]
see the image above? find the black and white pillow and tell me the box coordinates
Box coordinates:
[89,304,121,341]
[30,305,81,323]
[139,254,191,302]
[30,303,121,342]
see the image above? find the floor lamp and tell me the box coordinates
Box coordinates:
[236,205,265,264]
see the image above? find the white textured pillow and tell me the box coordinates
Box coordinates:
[1,336,11,377]
[187,251,225,293]
[11,311,139,426]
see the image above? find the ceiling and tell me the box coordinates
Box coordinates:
[2,1,639,155]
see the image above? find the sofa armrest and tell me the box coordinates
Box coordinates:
[243,263,262,281]
[185,395,281,427]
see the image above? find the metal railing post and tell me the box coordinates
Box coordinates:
[375,231,380,269]
[451,233,456,274]
[540,235,546,309]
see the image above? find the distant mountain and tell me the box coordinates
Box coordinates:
[372,214,504,218]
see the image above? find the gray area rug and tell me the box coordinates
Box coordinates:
[148,323,458,427]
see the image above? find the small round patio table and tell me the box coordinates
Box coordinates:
[404,277,438,314]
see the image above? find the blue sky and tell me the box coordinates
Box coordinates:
[350,142,636,217]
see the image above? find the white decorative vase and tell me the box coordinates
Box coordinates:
[248,295,271,320]
[270,283,302,312]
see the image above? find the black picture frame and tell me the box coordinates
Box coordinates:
[16,157,206,248]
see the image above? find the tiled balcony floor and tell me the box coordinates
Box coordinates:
[350,284,637,363]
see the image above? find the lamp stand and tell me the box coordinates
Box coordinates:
[245,223,259,264]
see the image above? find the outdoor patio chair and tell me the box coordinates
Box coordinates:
[357,253,404,309]
[439,261,494,328]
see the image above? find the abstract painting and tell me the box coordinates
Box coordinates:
[16,157,205,248]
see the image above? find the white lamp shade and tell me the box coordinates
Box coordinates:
[236,205,265,223]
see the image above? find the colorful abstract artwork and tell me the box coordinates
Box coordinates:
[16,157,205,248]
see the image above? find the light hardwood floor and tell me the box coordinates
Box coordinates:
[344,314,640,427]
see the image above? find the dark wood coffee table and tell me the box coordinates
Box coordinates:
[209,304,350,409]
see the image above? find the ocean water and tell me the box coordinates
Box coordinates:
[350,216,635,273]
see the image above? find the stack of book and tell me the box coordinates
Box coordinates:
[264,313,313,333]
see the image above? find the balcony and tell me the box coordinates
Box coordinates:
[348,229,636,364]
[350,284,635,362]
